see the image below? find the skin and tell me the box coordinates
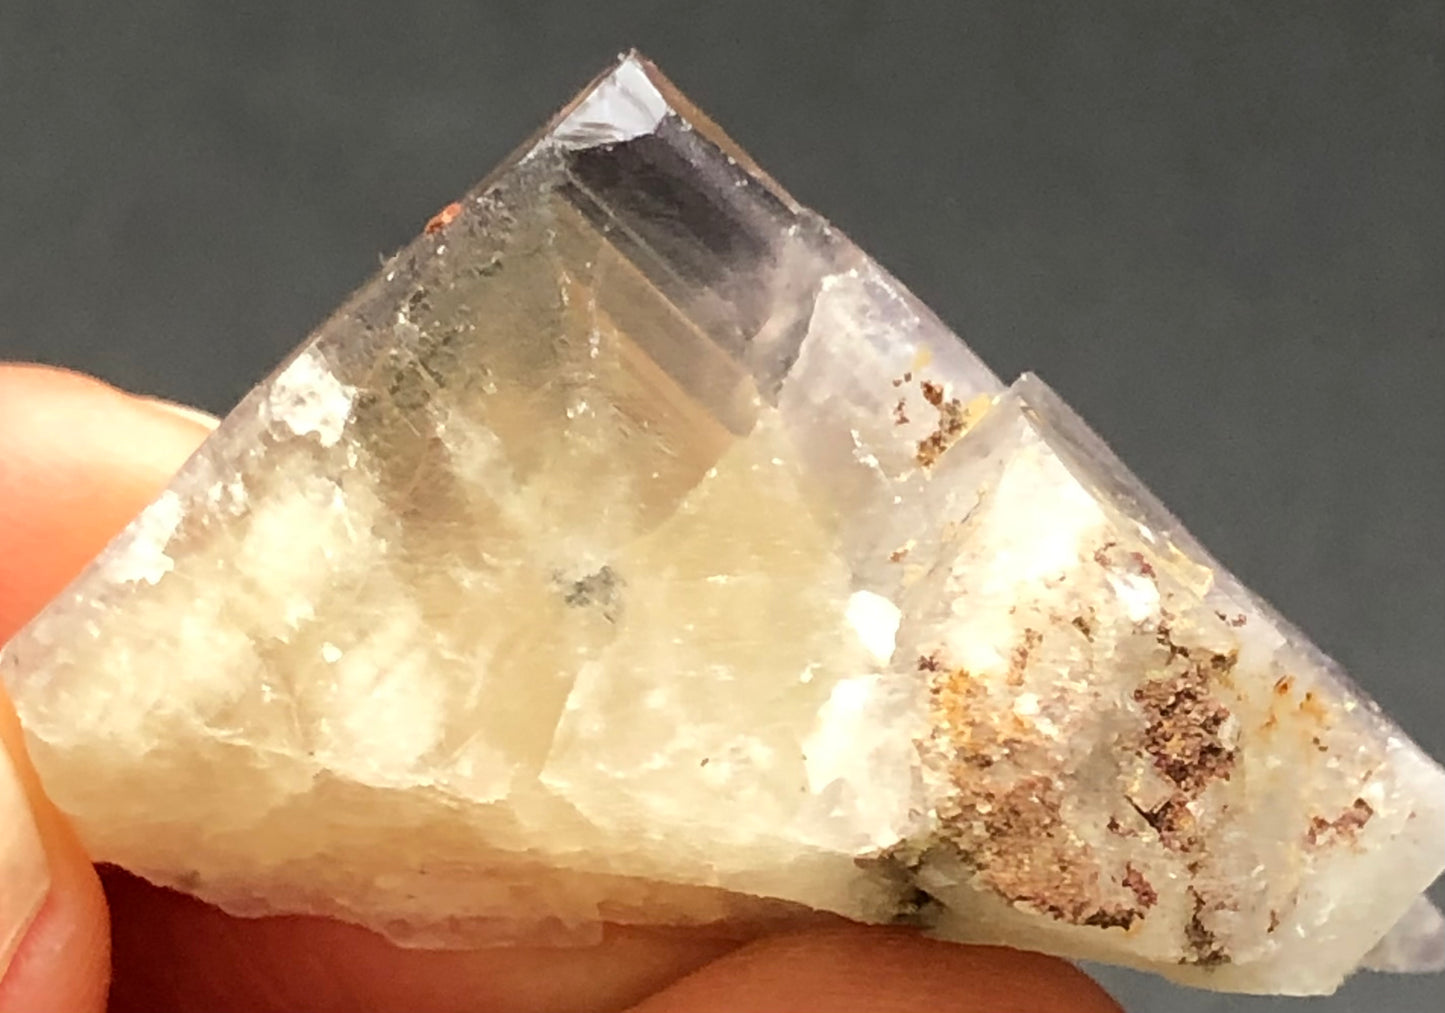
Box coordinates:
[0,363,1122,1013]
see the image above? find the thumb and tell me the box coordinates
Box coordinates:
[0,363,215,1013]
[1,692,109,1013]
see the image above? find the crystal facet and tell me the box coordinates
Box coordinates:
[2,53,1441,996]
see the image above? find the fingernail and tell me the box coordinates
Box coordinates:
[1,746,49,980]
[138,396,221,431]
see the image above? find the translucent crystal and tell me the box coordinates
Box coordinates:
[1,53,1441,996]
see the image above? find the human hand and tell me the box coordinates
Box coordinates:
[0,364,1122,1013]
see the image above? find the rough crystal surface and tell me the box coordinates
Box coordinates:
[1,53,1441,996]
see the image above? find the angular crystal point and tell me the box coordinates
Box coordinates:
[1,53,1440,996]
[1362,897,1445,975]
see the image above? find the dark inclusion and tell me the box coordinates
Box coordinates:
[560,565,624,623]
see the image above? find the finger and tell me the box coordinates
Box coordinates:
[624,929,1122,1013]
[0,364,217,641]
[1,694,109,1013]
[103,868,738,1013]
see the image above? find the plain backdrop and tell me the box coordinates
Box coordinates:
[1,2,1442,1011]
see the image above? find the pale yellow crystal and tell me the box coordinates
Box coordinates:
[1,53,1441,997]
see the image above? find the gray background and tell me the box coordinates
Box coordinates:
[1,1,1441,1010]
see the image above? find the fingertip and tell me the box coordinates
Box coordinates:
[0,364,215,640]
[133,395,222,433]
[624,928,1122,1013]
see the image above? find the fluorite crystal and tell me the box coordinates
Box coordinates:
[2,53,1442,996]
